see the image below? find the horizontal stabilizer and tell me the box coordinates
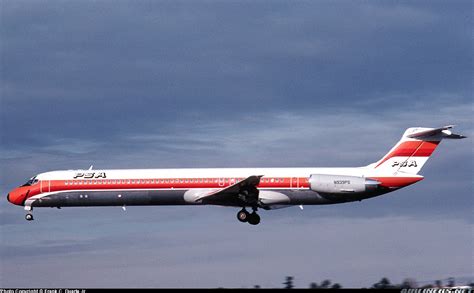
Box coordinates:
[406,125,466,139]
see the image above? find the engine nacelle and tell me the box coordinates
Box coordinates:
[309,174,380,194]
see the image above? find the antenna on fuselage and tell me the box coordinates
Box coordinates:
[88,165,93,170]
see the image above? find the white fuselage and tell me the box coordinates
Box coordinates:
[17,167,419,210]
[7,125,464,223]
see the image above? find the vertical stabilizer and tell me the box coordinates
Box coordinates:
[368,125,465,175]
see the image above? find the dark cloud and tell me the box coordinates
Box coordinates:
[0,0,472,288]
[1,1,471,146]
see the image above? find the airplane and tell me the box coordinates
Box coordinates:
[7,125,465,225]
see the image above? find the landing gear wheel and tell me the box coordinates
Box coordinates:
[248,212,260,225]
[25,213,34,221]
[237,209,250,222]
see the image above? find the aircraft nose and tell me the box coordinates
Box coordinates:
[6,190,24,206]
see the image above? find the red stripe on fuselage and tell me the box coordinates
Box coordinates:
[21,177,311,202]
[369,176,424,188]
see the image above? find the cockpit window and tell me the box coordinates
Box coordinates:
[21,176,39,187]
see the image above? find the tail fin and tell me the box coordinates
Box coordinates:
[368,125,466,175]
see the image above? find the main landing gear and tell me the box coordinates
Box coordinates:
[25,213,34,221]
[236,208,260,225]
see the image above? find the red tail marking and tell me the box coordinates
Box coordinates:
[375,140,440,168]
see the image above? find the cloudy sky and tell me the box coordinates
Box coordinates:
[0,0,472,288]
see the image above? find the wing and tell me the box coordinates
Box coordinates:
[195,175,263,205]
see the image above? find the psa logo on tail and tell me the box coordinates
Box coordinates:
[391,160,418,168]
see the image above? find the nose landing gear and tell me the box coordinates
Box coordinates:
[24,205,34,221]
[25,213,34,221]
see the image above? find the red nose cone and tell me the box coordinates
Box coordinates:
[7,188,25,206]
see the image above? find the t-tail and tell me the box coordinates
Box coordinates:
[367,125,466,175]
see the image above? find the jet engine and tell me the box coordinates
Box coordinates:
[309,174,380,194]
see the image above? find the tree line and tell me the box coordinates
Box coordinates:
[249,276,474,289]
